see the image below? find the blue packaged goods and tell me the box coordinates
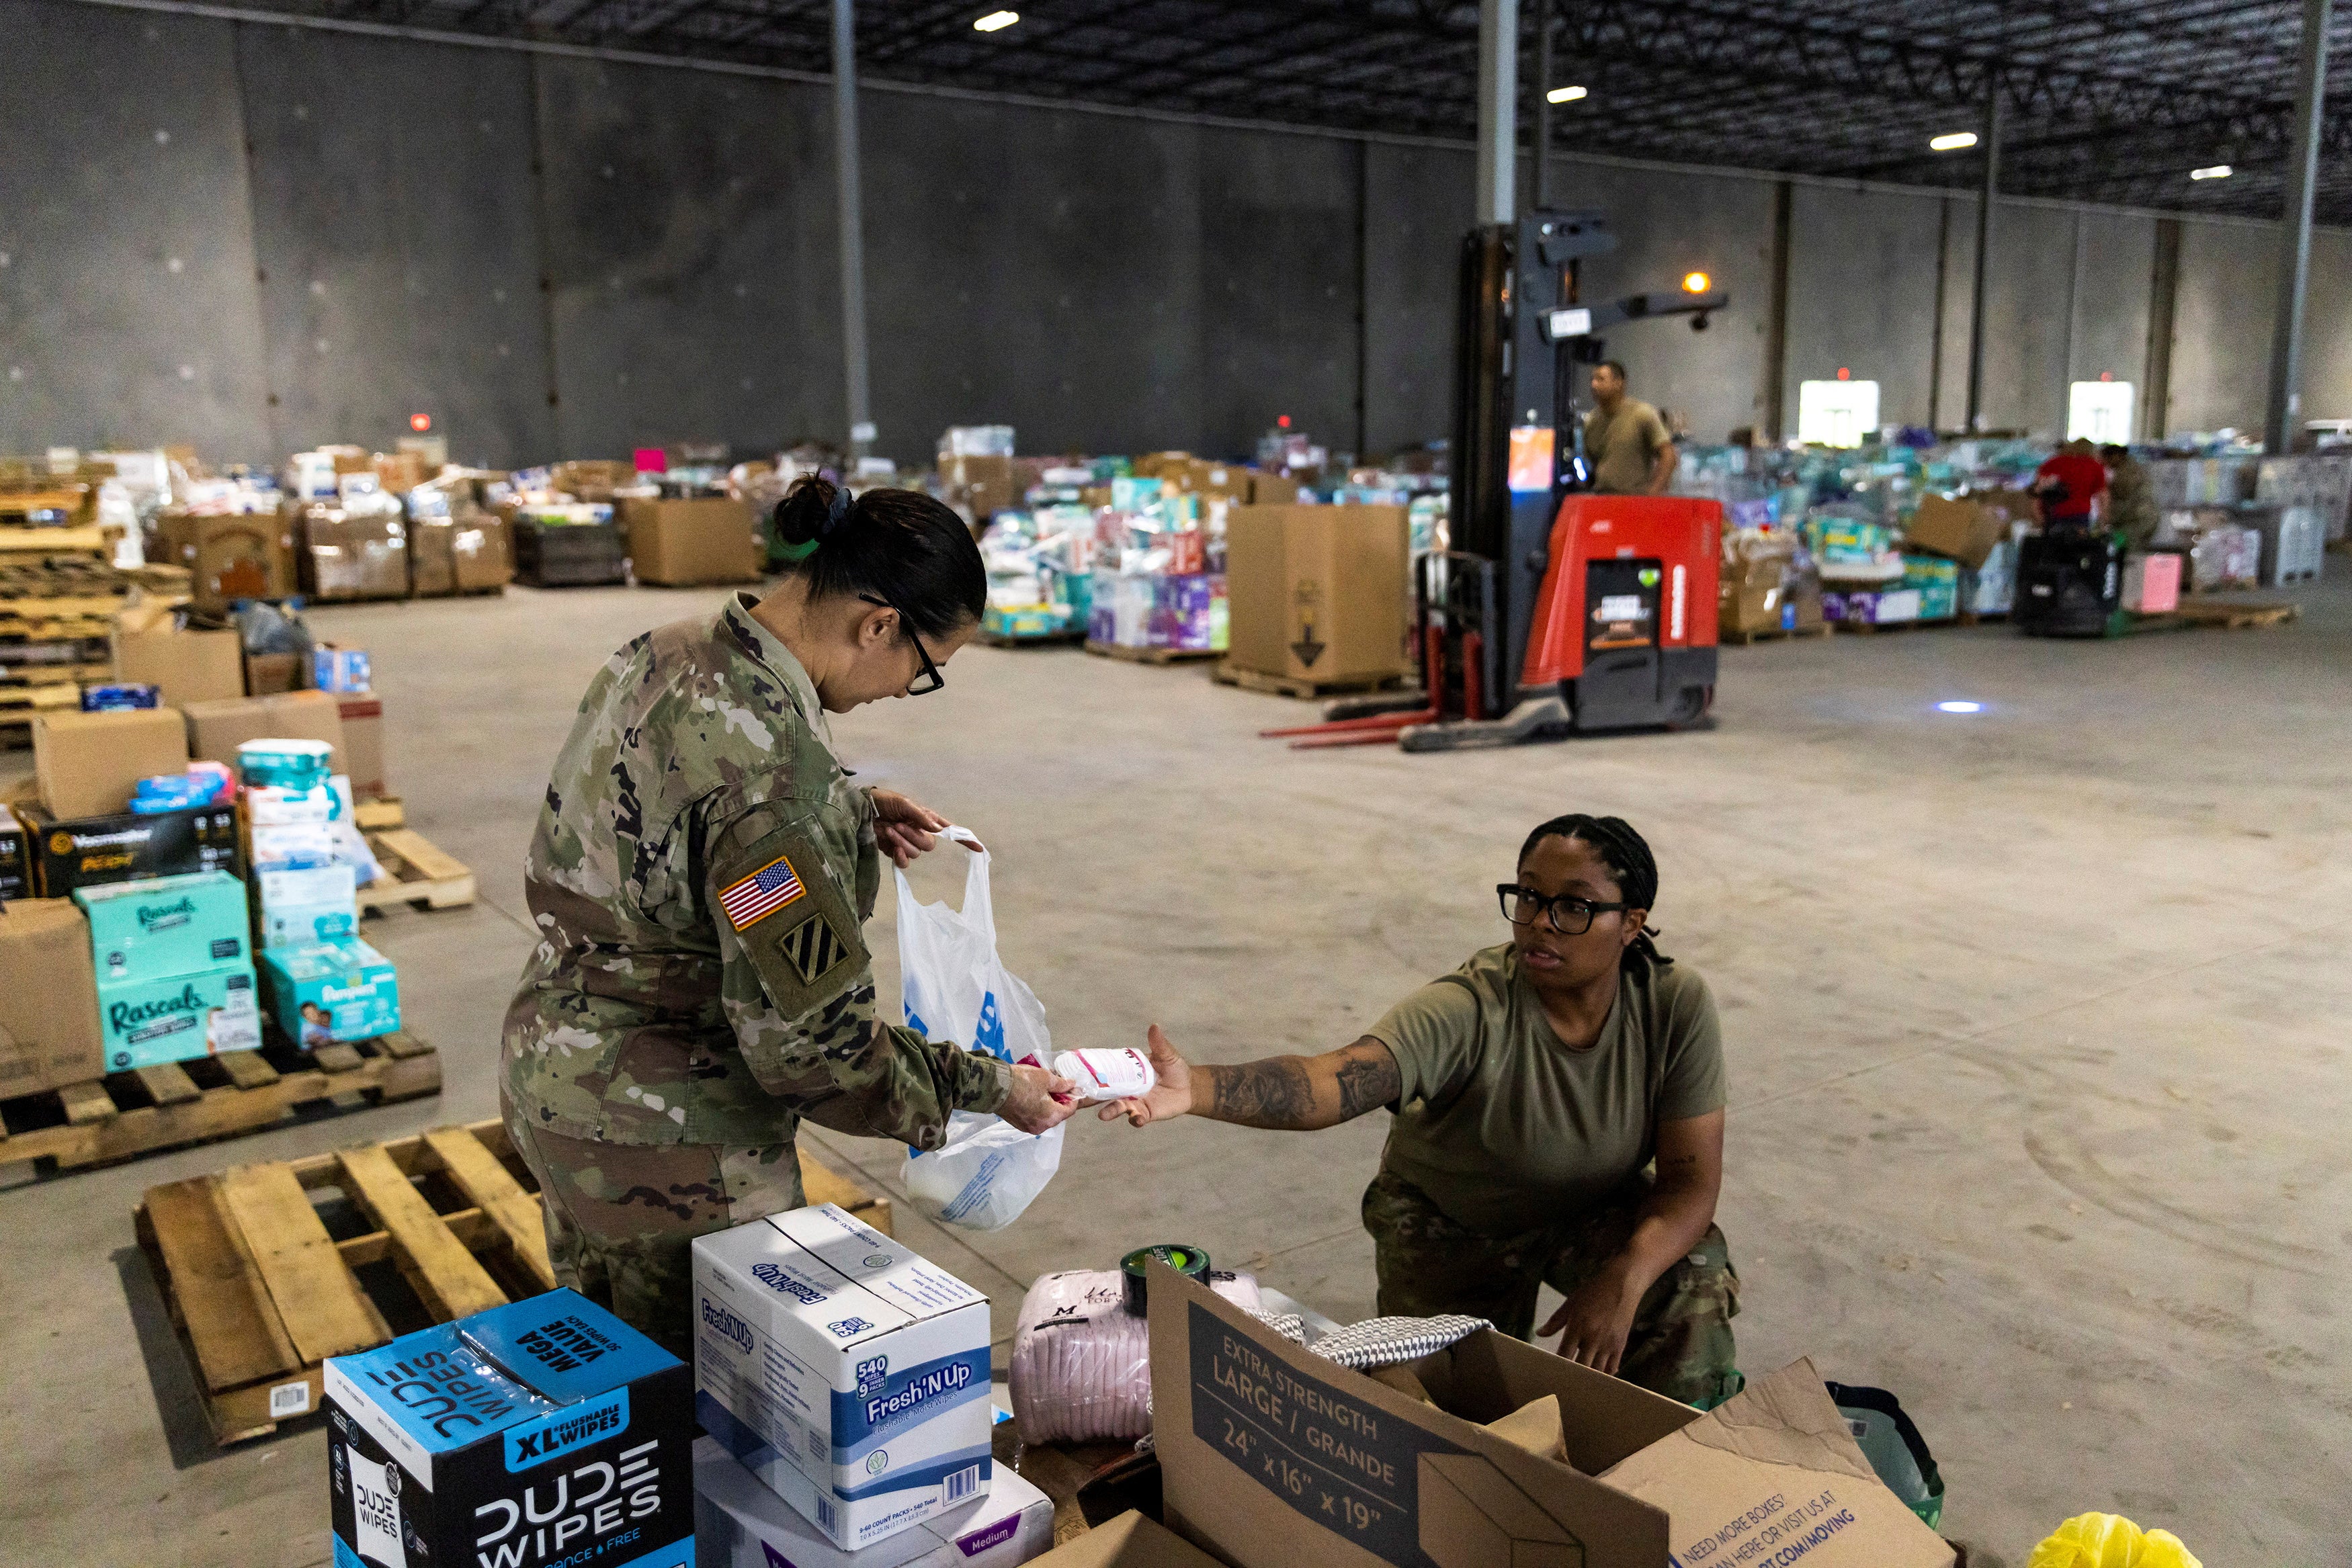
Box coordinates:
[311,646,372,693]
[325,1290,694,1568]
[261,939,401,1045]
[81,683,161,712]
[691,1203,994,1551]
[75,869,248,984]
[96,960,262,1070]
[236,737,335,791]
[257,863,359,949]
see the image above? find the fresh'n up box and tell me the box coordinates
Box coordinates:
[97,961,261,1070]
[75,869,249,984]
[691,1203,994,1552]
[261,938,401,1046]
[694,1435,1055,1568]
[325,1289,694,1568]
[257,863,359,948]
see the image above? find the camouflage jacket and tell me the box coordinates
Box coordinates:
[502,593,1011,1149]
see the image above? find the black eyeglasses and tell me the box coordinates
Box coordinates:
[1497,883,1628,936]
[859,593,944,695]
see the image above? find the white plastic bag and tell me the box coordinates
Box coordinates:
[896,827,1062,1231]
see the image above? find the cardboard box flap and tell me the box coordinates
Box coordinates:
[1482,1396,1568,1464]
[1598,1360,1954,1568]
[1409,1327,1697,1476]
[1150,1266,1671,1568]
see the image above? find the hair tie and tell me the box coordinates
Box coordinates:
[823,484,852,535]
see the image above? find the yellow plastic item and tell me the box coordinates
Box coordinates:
[2026,1513,2203,1568]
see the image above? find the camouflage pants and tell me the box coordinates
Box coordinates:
[507,1104,806,1362]
[1363,1168,1740,1406]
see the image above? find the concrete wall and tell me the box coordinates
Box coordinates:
[1,3,2345,466]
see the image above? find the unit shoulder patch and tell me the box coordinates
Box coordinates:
[778,912,849,986]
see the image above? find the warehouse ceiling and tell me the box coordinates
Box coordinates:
[218,0,2352,222]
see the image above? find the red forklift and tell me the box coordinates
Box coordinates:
[1273,210,1728,752]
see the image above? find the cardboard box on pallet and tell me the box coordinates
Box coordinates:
[261,938,401,1047]
[34,707,190,820]
[97,958,261,1070]
[692,1203,994,1552]
[300,508,411,602]
[325,1289,696,1568]
[1225,505,1411,685]
[1900,494,2007,570]
[337,697,388,799]
[182,690,348,775]
[618,497,763,586]
[256,863,359,949]
[114,602,246,708]
[154,509,299,613]
[74,869,249,984]
[0,898,108,1098]
[19,801,243,897]
[1148,1268,1953,1568]
[0,803,32,902]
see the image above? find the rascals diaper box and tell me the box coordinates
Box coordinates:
[325,1289,696,1568]
[691,1204,994,1552]
[96,960,262,1070]
[75,869,249,984]
[693,1436,1055,1568]
[261,938,401,1045]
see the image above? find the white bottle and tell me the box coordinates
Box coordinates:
[1052,1048,1157,1103]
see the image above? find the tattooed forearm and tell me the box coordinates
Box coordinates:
[1333,1041,1402,1119]
[1196,1039,1400,1131]
[1201,1059,1318,1128]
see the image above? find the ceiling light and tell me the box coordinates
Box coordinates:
[973,9,1017,30]
[1929,131,1978,152]
[1936,700,1984,714]
[2190,163,2232,180]
[1681,271,1711,294]
[1547,85,1587,103]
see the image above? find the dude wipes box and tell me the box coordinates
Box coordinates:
[691,1204,994,1552]
[325,1289,694,1568]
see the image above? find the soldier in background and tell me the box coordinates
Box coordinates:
[503,476,1077,1356]
[2102,443,2159,548]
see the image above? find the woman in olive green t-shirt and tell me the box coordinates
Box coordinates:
[1101,814,1738,1405]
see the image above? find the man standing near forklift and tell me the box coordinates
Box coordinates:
[1584,361,1677,495]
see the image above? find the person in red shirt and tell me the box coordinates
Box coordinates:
[2033,439,2109,529]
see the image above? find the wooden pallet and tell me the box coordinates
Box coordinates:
[980,626,1086,648]
[353,795,406,832]
[0,1031,442,1177]
[358,827,476,914]
[1085,640,1220,665]
[0,681,79,717]
[1210,661,1409,700]
[134,1119,891,1446]
[1719,621,1835,646]
[0,525,114,556]
[0,660,111,686]
[2167,597,2300,630]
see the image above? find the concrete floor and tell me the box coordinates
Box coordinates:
[3,572,2349,1567]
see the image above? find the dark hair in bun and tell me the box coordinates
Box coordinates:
[771,476,984,640]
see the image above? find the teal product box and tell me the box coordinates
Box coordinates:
[75,870,250,985]
[261,939,401,1046]
[255,863,358,949]
[1900,553,1961,621]
[97,960,263,1070]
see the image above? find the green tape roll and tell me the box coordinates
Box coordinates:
[1122,1242,1211,1317]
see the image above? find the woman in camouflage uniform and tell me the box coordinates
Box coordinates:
[1099,815,1740,1405]
[503,476,1077,1356]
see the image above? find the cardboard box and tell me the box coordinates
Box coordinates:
[21,802,243,897]
[336,697,386,799]
[1249,472,1301,506]
[114,623,247,708]
[941,453,1017,520]
[0,899,108,1097]
[1901,495,2007,570]
[245,650,306,695]
[1148,1269,1951,1568]
[694,1436,1054,1568]
[300,509,410,601]
[183,690,348,775]
[1225,505,1411,683]
[75,869,249,984]
[411,515,515,595]
[261,939,401,1046]
[0,803,30,902]
[256,863,359,949]
[1899,555,1960,621]
[325,1289,696,1568]
[155,509,299,612]
[692,1203,993,1551]
[34,707,190,820]
[97,958,261,1070]
[371,450,428,494]
[619,497,763,586]
[552,458,638,502]
[1027,1514,1228,1568]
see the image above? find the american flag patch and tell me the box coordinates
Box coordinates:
[718,854,806,930]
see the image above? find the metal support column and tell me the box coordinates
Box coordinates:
[1475,0,1519,225]
[833,0,874,460]
[1531,0,1553,210]
[2266,0,2332,453]
[1964,69,2002,433]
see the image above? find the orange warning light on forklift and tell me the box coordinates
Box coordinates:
[410,413,431,432]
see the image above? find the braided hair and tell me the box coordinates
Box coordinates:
[1517,813,1670,971]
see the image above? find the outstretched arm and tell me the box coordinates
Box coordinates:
[1099,1025,1400,1131]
